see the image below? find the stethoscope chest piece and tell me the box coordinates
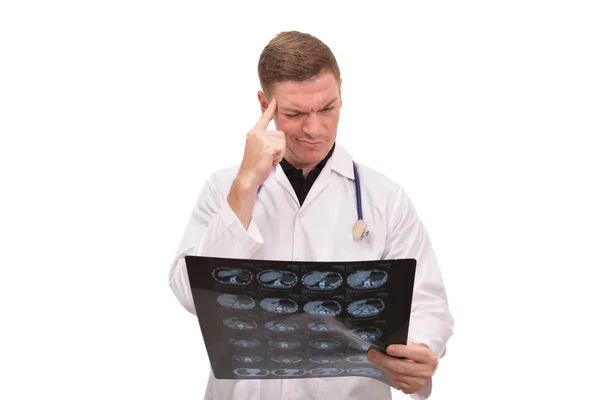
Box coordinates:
[353,219,369,241]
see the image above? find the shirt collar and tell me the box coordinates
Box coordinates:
[278,141,355,180]
[279,142,336,176]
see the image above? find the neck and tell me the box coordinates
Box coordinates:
[283,143,336,177]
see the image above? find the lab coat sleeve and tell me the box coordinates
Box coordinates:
[382,186,454,400]
[168,172,264,315]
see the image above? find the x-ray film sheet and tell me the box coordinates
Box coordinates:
[185,256,416,387]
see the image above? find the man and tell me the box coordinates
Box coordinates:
[169,31,454,400]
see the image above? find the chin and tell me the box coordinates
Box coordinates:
[289,141,332,164]
[301,149,326,160]
[298,142,329,153]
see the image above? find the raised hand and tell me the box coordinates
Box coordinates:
[227,98,286,229]
[236,98,286,189]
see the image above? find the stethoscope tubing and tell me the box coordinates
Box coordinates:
[352,161,363,222]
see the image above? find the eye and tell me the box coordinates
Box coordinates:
[285,113,301,119]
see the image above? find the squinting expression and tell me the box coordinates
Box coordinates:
[259,72,342,172]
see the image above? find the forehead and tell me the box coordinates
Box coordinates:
[272,72,340,111]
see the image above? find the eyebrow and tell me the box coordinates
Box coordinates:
[281,97,338,114]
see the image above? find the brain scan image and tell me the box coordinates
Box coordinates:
[196,259,412,384]
[233,368,270,377]
[346,367,382,377]
[216,294,256,311]
[309,355,342,365]
[264,320,299,333]
[303,300,342,316]
[257,270,298,289]
[260,298,299,315]
[212,267,252,286]
[348,341,371,351]
[301,271,343,291]
[268,339,301,350]
[223,317,258,331]
[346,355,370,363]
[347,270,388,290]
[308,368,344,376]
[228,337,260,349]
[347,299,385,318]
[271,369,307,377]
[233,354,263,364]
[306,322,336,333]
[352,327,382,341]
[308,339,341,350]
[271,355,302,364]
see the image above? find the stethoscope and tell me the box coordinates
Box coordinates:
[259,161,370,241]
[352,161,369,241]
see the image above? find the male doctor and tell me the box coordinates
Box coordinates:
[169,31,454,400]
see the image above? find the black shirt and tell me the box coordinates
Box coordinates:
[279,143,335,206]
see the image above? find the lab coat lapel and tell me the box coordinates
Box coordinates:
[301,143,355,211]
[274,165,300,208]
[300,167,332,211]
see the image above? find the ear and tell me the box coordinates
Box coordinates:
[338,78,343,108]
[257,91,269,113]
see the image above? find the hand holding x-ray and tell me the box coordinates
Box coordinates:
[367,342,438,395]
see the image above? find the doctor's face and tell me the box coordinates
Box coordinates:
[259,72,342,170]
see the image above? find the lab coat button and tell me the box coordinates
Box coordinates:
[294,257,301,261]
[297,211,304,219]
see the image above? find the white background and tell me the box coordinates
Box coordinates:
[1,1,599,399]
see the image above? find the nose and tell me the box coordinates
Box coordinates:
[301,112,322,137]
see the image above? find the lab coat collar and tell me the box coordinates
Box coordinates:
[327,142,355,181]
[272,142,355,209]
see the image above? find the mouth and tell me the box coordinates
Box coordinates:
[298,140,324,146]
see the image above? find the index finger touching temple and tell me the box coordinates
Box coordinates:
[254,98,277,130]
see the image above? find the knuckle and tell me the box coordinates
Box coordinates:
[396,382,410,394]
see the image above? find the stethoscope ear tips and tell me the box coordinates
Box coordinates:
[353,219,369,241]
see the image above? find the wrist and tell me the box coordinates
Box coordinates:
[228,175,259,230]
[235,177,260,194]
[233,174,260,194]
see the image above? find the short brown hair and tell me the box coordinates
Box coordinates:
[258,31,341,96]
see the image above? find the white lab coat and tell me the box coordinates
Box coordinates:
[169,143,454,400]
